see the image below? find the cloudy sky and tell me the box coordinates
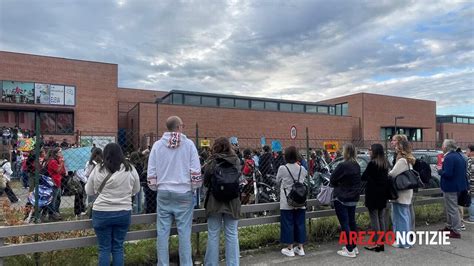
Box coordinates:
[1,0,473,115]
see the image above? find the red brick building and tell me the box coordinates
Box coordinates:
[0,51,472,151]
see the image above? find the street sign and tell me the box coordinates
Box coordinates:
[323,141,339,153]
[290,125,297,140]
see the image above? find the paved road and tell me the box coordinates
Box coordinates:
[239,223,474,266]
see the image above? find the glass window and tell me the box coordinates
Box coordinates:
[470,118,474,124]
[342,103,349,116]
[161,95,171,104]
[251,100,264,110]
[220,98,234,108]
[452,117,456,123]
[456,117,463,123]
[335,104,342,115]
[292,104,304,112]
[280,103,291,112]
[329,106,335,115]
[18,111,35,131]
[56,113,74,134]
[40,113,56,134]
[318,106,329,114]
[416,129,422,142]
[201,96,217,107]
[235,99,249,109]
[462,118,469,124]
[172,94,183,104]
[265,101,278,111]
[184,95,201,105]
[306,105,317,113]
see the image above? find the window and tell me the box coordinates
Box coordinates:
[184,95,201,105]
[161,95,171,104]
[265,101,278,111]
[462,118,469,124]
[235,99,249,109]
[251,100,264,110]
[342,103,349,116]
[220,98,234,108]
[292,104,304,112]
[56,113,74,134]
[335,105,342,115]
[40,113,56,134]
[329,106,335,115]
[456,117,463,123]
[172,94,183,104]
[306,105,317,113]
[452,117,456,123]
[280,103,291,112]
[381,127,422,142]
[201,96,217,107]
[470,118,474,124]
[318,106,329,114]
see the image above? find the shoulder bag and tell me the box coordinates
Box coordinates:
[393,160,424,190]
[86,171,113,218]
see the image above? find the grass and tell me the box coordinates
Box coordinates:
[4,203,446,265]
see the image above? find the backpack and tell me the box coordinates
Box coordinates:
[284,165,308,207]
[0,161,8,190]
[413,159,431,185]
[210,159,240,202]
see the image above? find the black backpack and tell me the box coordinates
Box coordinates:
[414,159,431,185]
[284,165,308,207]
[210,159,240,202]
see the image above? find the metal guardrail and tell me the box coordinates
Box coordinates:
[0,188,443,261]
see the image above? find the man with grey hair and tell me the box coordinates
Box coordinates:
[147,116,202,265]
[438,139,468,238]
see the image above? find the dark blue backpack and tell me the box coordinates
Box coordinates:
[211,159,240,202]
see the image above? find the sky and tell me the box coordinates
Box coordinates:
[0,0,473,116]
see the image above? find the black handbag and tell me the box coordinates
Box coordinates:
[386,177,399,200]
[458,190,472,207]
[393,160,424,191]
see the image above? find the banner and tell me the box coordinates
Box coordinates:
[63,147,92,172]
[271,140,282,152]
[200,139,210,147]
[17,138,36,152]
[64,86,75,106]
[2,81,35,104]
[50,85,65,105]
[80,136,115,149]
[34,83,50,104]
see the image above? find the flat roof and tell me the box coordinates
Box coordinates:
[161,90,333,106]
[0,50,117,66]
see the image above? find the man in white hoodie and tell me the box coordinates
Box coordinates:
[148,116,202,266]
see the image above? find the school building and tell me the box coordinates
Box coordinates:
[0,51,472,150]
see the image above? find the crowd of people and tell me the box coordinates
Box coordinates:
[1,115,472,265]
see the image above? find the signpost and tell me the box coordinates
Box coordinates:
[290,125,297,140]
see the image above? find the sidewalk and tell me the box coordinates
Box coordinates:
[239,223,474,266]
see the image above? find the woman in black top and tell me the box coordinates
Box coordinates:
[361,144,390,252]
[330,143,361,258]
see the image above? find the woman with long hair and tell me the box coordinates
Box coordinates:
[389,139,416,249]
[330,143,361,258]
[46,147,66,221]
[85,143,140,266]
[362,144,390,252]
[203,137,241,266]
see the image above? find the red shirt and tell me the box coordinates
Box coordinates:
[47,159,66,187]
[242,159,255,176]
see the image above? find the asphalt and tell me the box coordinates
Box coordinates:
[239,223,474,266]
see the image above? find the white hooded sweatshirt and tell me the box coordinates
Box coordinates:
[147,132,202,193]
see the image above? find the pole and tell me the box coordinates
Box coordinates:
[394,118,397,136]
[34,111,41,266]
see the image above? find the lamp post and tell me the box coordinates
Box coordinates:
[394,116,405,135]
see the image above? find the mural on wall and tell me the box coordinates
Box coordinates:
[35,83,50,104]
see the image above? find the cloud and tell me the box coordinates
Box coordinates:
[0,0,473,115]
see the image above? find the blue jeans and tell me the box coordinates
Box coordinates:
[334,200,357,252]
[92,210,131,266]
[48,186,61,215]
[156,190,194,266]
[469,197,474,222]
[205,213,239,266]
[392,202,412,247]
[280,209,306,245]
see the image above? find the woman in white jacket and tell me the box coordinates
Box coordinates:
[85,143,140,266]
[389,139,416,249]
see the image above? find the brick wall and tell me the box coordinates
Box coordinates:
[437,123,474,147]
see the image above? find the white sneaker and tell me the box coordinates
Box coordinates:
[392,243,411,249]
[293,247,305,256]
[337,247,356,258]
[353,247,359,255]
[460,224,466,231]
[281,248,295,257]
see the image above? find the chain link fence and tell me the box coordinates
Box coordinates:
[1,121,471,225]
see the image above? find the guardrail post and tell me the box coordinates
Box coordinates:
[0,236,4,266]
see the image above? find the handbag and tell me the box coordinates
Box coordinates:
[86,171,113,218]
[393,160,424,190]
[317,184,334,205]
[386,177,399,200]
[458,190,472,207]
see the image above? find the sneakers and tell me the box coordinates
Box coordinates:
[281,248,295,257]
[293,247,305,256]
[392,243,412,249]
[353,247,359,255]
[448,230,461,239]
[460,224,466,231]
[337,247,356,258]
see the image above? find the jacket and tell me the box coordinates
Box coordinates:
[330,160,361,203]
[361,161,389,210]
[259,152,274,177]
[85,163,140,211]
[440,151,469,193]
[203,153,241,219]
[147,132,202,193]
[47,158,66,188]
